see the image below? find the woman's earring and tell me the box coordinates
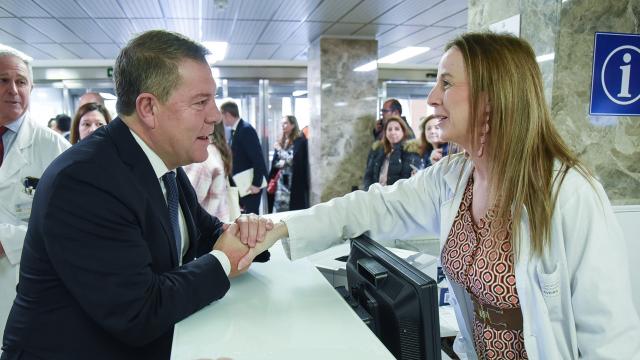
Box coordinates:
[477,117,490,158]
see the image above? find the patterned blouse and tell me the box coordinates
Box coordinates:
[441,176,528,359]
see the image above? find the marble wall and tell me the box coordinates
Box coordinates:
[468,0,640,204]
[307,37,378,203]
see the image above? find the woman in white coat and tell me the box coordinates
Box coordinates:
[240,32,640,359]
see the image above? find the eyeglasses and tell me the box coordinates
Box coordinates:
[380,108,392,113]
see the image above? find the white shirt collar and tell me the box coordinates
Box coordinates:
[4,112,26,133]
[129,129,171,179]
[231,118,240,131]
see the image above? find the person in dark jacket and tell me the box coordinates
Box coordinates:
[268,115,309,212]
[363,116,420,190]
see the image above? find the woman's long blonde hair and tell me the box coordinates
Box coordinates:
[448,32,590,257]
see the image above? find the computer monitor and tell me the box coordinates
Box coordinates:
[346,235,441,360]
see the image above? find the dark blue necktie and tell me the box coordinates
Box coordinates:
[162,172,182,262]
[228,129,234,146]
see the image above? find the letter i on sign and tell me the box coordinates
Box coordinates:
[618,53,632,98]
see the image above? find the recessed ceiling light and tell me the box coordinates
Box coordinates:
[202,41,228,63]
[354,46,430,72]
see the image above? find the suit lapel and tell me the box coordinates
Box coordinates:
[104,118,179,267]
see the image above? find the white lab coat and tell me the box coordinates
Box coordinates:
[0,114,69,336]
[282,154,640,359]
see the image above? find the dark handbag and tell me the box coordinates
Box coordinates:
[267,170,281,195]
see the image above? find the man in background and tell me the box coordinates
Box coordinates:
[1,30,269,359]
[0,49,69,339]
[373,98,415,140]
[77,91,105,108]
[220,101,267,215]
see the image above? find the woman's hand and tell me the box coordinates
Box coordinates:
[430,148,443,164]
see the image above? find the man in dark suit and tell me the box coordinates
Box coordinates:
[220,101,267,214]
[1,30,269,360]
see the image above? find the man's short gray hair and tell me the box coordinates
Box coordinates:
[0,48,33,83]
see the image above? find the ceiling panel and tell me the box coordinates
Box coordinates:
[0,0,49,17]
[62,43,102,58]
[270,44,307,60]
[166,19,200,39]
[287,21,331,44]
[159,0,200,19]
[1,0,468,64]
[374,0,441,25]
[76,0,126,18]
[202,0,242,19]
[340,0,403,23]
[406,0,467,26]
[259,21,300,43]
[323,23,363,36]
[432,9,468,27]
[202,20,235,41]
[118,0,164,18]
[307,0,361,22]
[92,43,121,58]
[9,43,54,59]
[0,29,23,44]
[34,0,88,18]
[237,0,283,20]
[391,25,452,48]
[249,44,279,59]
[0,18,53,43]
[36,43,79,59]
[231,20,269,43]
[378,46,402,58]
[131,18,167,33]
[353,24,393,37]
[64,19,113,42]
[226,44,253,59]
[419,26,465,49]
[377,25,424,47]
[24,18,83,43]
[94,18,136,43]
[272,0,322,21]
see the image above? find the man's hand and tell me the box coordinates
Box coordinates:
[232,214,274,247]
[237,221,288,269]
[213,229,250,277]
[246,185,261,195]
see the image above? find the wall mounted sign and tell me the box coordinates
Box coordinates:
[590,32,640,116]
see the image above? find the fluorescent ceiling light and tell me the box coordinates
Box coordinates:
[354,46,430,72]
[536,52,555,63]
[0,44,33,62]
[202,41,228,63]
[292,90,308,97]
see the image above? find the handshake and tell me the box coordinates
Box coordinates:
[213,214,288,277]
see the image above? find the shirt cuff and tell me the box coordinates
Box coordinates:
[210,250,231,276]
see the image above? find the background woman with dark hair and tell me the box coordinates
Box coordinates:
[362,116,420,190]
[268,115,309,212]
[418,114,449,168]
[69,102,111,144]
[184,121,233,221]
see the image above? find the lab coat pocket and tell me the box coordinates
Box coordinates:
[536,262,563,321]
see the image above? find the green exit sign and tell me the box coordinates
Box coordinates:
[107,67,113,78]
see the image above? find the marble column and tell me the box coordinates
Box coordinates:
[468,0,640,204]
[307,37,378,204]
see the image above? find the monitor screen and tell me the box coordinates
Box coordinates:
[346,235,441,360]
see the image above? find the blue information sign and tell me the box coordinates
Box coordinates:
[590,32,640,116]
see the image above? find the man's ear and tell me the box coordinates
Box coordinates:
[136,93,158,129]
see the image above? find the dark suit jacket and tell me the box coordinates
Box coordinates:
[268,136,310,210]
[230,119,267,187]
[1,118,229,360]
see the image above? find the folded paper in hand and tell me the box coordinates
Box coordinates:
[232,168,267,197]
